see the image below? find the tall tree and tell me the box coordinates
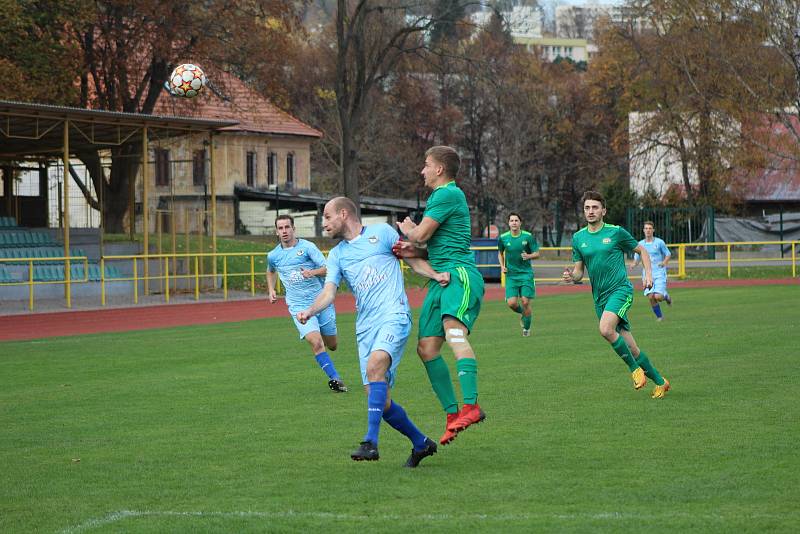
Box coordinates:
[0,0,85,104]
[69,0,301,232]
[333,0,476,208]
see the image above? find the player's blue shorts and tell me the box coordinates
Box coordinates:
[356,312,411,387]
[290,304,337,339]
[644,273,669,297]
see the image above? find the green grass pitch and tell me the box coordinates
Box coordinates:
[1,284,799,532]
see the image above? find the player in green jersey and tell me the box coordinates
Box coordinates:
[562,191,670,399]
[395,146,486,446]
[497,213,539,337]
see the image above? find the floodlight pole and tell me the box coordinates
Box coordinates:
[142,126,149,295]
[63,119,71,308]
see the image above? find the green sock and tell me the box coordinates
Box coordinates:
[522,313,532,330]
[456,358,479,405]
[423,356,458,414]
[636,350,665,385]
[611,336,639,372]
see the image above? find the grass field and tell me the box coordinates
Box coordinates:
[1,284,799,532]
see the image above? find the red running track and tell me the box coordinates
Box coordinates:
[0,278,796,342]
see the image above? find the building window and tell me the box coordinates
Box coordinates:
[246,151,256,187]
[267,152,276,187]
[286,153,295,187]
[155,148,170,186]
[192,149,206,186]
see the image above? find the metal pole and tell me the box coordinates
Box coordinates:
[210,132,217,288]
[727,244,731,278]
[779,206,784,258]
[142,126,150,295]
[63,119,71,308]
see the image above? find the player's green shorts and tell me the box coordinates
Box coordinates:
[594,287,634,332]
[419,265,485,338]
[505,275,535,300]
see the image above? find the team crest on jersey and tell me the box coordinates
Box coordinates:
[368,235,378,244]
[522,240,528,245]
[296,249,305,256]
[602,238,611,244]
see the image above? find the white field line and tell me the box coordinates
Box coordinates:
[58,509,795,533]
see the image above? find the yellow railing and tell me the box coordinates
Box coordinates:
[474,241,800,286]
[0,256,89,310]
[100,252,268,306]
[1,240,797,311]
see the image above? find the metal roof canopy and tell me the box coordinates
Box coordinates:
[0,100,238,158]
[0,100,237,309]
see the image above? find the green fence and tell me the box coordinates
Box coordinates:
[626,206,715,258]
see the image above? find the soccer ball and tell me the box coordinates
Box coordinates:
[166,64,207,98]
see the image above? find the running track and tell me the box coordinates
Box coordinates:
[0,278,796,342]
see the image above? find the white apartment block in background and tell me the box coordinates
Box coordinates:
[555,2,648,41]
[472,5,544,39]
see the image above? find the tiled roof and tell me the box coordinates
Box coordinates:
[153,71,322,138]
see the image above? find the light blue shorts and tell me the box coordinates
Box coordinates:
[644,274,668,297]
[356,313,412,387]
[290,304,337,339]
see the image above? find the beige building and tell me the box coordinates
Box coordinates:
[136,73,322,236]
[514,36,591,63]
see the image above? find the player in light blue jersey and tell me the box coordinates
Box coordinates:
[267,214,347,392]
[298,197,448,467]
[633,221,672,321]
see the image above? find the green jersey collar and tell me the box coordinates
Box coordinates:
[587,222,606,234]
[433,180,456,191]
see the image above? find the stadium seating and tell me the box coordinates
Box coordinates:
[0,247,86,264]
[0,231,57,247]
[0,216,18,227]
[32,263,122,283]
[0,265,19,283]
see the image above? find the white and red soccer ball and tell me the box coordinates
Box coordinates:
[166,64,207,98]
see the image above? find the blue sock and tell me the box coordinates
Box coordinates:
[652,304,663,318]
[382,400,427,450]
[364,382,388,445]
[314,351,339,380]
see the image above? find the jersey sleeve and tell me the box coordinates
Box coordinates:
[423,187,456,224]
[497,236,506,252]
[529,236,540,253]
[378,223,400,252]
[633,239,643,262]
[571,237,583,263]
[617,227,639,253]
[266,250,277,272]
[307,241,327,268]
[660,239,671,258]
[324,247,342,286]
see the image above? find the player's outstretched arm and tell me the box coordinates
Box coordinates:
[297,282,337,324]
[404,257,450,287]
[392,239,428,259]
[562,261,584,283]
[633,245,654,288]
[397,216,440,246]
